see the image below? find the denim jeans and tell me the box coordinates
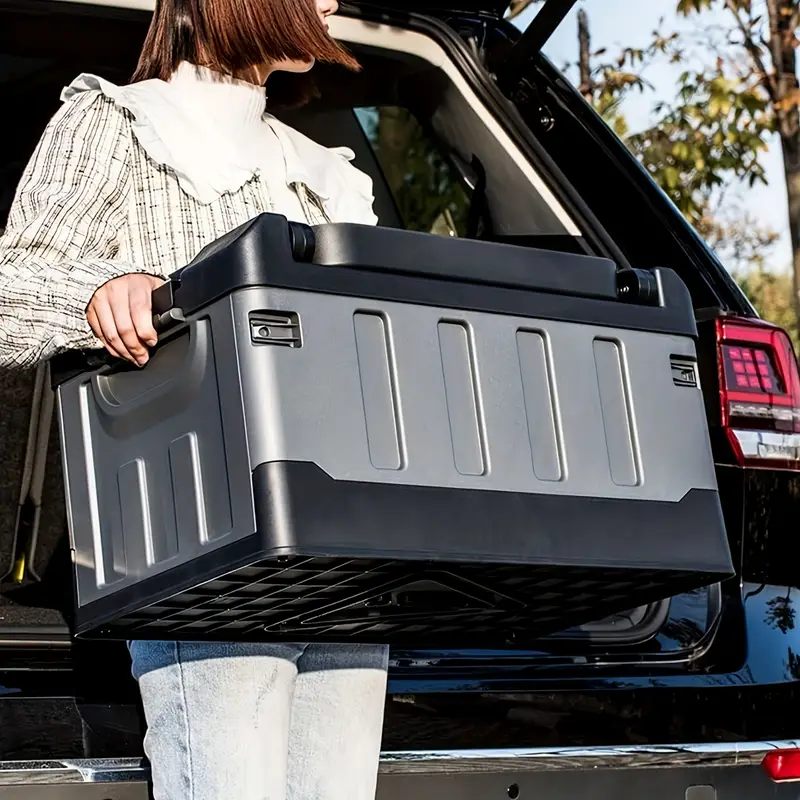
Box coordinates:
[129,640,389,800]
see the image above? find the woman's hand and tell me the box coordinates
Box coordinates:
[86,273,165,366]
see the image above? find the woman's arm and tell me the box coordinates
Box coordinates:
[0,91,158,369]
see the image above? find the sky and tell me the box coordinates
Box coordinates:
[515,0,792,273]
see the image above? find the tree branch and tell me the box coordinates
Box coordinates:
[789,4,800,36]
[577,8,593,100]
[506,0,538,21]
[725,0,779,101]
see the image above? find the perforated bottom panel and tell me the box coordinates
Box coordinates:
[78,558,718,646]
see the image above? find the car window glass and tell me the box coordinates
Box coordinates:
[354,106,472,238]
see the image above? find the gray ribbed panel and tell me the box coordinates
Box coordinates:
[516,330,563,482]
[59,287,719,607]
[169,432,207,549]
[353,312,403,470]
[437,321,486,476]
[593,338,640,487]
[117,459,150,571]
[169,432,209,543]
[100,468,127,584]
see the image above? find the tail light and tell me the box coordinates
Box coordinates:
[717,317,800,469]
[762,748,800,781]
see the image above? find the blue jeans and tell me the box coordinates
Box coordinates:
[129,641,389,800]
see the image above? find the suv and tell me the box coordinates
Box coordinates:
[1,0,799,797]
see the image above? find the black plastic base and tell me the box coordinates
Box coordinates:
[74,463,733,646]
[78,559,721,646]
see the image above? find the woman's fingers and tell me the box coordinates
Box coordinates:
[87,304,123,361]
[107,282,148,365]
[90,291,130,361]
[86,273,165,364]
[129,282,159,349]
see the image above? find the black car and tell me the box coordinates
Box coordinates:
[1,0,799,797]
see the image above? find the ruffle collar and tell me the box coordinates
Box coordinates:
[61,66,376,224]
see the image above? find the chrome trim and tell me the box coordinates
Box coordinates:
[0,759,147,786]
[379,741,800,774]
[63,760,148,783]
[0,633,71,649]
[733,429,800,461]
[1,743,799,784]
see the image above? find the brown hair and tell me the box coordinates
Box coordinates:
[131,0,359,84]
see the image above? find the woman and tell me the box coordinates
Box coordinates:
[0,0,388,798]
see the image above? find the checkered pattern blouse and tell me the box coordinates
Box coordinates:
[0,71,376,369]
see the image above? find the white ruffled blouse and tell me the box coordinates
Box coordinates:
[63,62,377,222]
[0,62,378,368]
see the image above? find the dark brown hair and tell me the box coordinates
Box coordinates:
[131,0,359,83]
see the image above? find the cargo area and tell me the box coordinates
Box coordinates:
[0,366,72,644]
[0,2,730,649]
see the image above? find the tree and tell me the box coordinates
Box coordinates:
[738,256,799,344]
[508,0,799,333]
[562,8,774,229]
[675,0,800,321]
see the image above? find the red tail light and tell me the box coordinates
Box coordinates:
[717,317,800,469]
[762,748,800,781]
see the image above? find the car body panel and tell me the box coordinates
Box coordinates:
[0,743,799,798]
[0,2,798,780]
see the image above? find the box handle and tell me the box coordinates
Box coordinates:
[89,319,209,418]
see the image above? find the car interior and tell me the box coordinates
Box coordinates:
[0,2,716,649]
[0,9,584,240]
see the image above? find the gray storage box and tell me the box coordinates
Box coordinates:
[53,213,733,645]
